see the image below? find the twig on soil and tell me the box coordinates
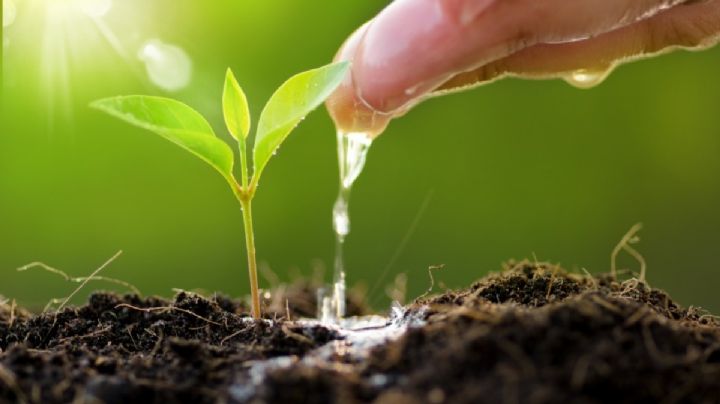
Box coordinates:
[18,251,129,314]
[126,326,140,351]
[419,264,446,300]
[611,223,647,282]
[220,328,247,346]
[545,263,560,301]
[580,268,598,290]
[57,251,124,312]
[17,251,140,297]
[114,303,223,327]
[42,298,67,314]
[146,328,164,356]
[57,326,113,344]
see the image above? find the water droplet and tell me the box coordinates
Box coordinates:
[138,39,192,92]
[564,68,611,89]
[332,197,350,238]
[76,0,112,17]
[3,0,17,27]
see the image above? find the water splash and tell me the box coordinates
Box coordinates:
[319,131,373,323]
[138,39,192,92]
[231,305,427,401]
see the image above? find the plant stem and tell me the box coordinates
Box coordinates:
[238,137,249,189]
[240,196,261,319]
[235,137,258,318]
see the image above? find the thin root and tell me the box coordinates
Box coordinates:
[611,223,647,282]
[419,264,446,300]
[17,252,140,296]
[19,251,131,313]
[57,325,113,344]
[114,303,223,327]
[581,268,599,290]
[220,328,246,346]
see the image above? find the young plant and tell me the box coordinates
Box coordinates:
[91,61,350,319]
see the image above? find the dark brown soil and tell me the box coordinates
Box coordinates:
[1,260,719,403]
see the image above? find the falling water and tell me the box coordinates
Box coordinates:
[319,131,372,323]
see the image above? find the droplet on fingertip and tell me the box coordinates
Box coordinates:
[563,68,612,89]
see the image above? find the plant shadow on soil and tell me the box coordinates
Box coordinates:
[1,260,719,404]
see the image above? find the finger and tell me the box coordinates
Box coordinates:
[435,0,720,92]
[349,0,692,114]
[326,22,394,137]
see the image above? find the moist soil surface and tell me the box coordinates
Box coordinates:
[1,261,719,403]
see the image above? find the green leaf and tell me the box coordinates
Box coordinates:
[91,96,235,183]
[223,68,251,140]
[252,61,350,183]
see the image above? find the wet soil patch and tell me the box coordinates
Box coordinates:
[1,260,719,403]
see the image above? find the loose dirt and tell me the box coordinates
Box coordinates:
[1,260,718,403]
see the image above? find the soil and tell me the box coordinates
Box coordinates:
[1,260,719,404]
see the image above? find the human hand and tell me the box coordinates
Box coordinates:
[326,0,720,137]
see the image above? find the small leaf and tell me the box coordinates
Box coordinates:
[91,96,235,183]
[223,68,251,140]
[252,61,350,183]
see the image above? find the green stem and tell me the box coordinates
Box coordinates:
[240,196,261,319]
[235,138,259,318]
[239,137,249,189]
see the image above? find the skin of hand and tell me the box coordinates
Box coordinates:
[326,0,720,137]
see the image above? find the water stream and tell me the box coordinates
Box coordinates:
[319,131,373,324]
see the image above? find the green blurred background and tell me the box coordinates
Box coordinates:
[2,0,719,313]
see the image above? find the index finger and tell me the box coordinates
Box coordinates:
[327,0,693,134]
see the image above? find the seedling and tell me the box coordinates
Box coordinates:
[91,62,350,319]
